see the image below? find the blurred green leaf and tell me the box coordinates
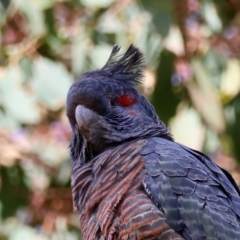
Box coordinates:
[0,110,19,130]
[0,166,29,219]
[35,0,55,10]
[81,0,115,8]
[152,50,181,124]
[71,39,88,77]
[204,128,221,154]
[0,0,10,9]
[202,1,222,32]
[204,49,227,88]
[189,60,225,133]
[163,26,184,56]
[140,0,173,37]
[13,0,46,36]
[97,12,123,34]
[32,58,73,110]
[20,161,50,190]
[9,225,48,240]
[89,44,113,69]
[19,56,33,80]
[212,0,235,28]
[51,230,80,240]
[57,161,71,184]
[0,4,6,26]
[136,28,162,67]
[32,140,68,167]
[0,66,40,124]
[221,59,240,100]
[192,60,215,92]
[170,107,205,150]
[227,95,240,161]
[187,81,225,133]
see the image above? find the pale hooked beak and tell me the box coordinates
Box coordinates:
[75,105,99,131]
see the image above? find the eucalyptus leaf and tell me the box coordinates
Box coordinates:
[12,0,46,36]
[170,107,205,150]
[202,1,222,32]
[19,56,33,80]
[186,80,225,133]
[0,3,6,25]
[52,230,80,240]
[152,50,181,124]
[0,166,29,219]
[89,44,113,69]
[204,49,227,88]
[163,26,184,56]
[9,225,48,240]
[33,141,68,166]
[97,13,123,34]
[136,28,162,68]
[192,60,214,92]
[140,0,173,37]
[0,110,19,130]
[229,95,240,161]
[71,39,88,77]
[35,0,55,10]
[57,160,71,184]
[204,128,221,154]
[0,66,40,124]
[31,57,73,110]
[81,0,115,8]
[221,59,240,99]
[0,0,10,9]
[189,61,225,134]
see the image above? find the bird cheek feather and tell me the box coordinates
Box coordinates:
[128,111,137,116]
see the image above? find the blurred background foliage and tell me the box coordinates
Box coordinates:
[1,0,240,239]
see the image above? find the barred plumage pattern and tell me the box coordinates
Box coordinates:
[72,139,183,240]
[141,137,240,240]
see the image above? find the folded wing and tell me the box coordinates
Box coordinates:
[141,137,240,240]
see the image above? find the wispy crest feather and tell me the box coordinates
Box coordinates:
[102,44,145,84]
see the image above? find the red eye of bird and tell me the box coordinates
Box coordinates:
[117,94,137,107]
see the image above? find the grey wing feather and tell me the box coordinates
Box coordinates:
[141,137,240,240]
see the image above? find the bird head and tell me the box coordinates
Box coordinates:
[66,45,172,165]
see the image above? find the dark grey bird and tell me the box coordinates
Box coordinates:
[66,44,240,240]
